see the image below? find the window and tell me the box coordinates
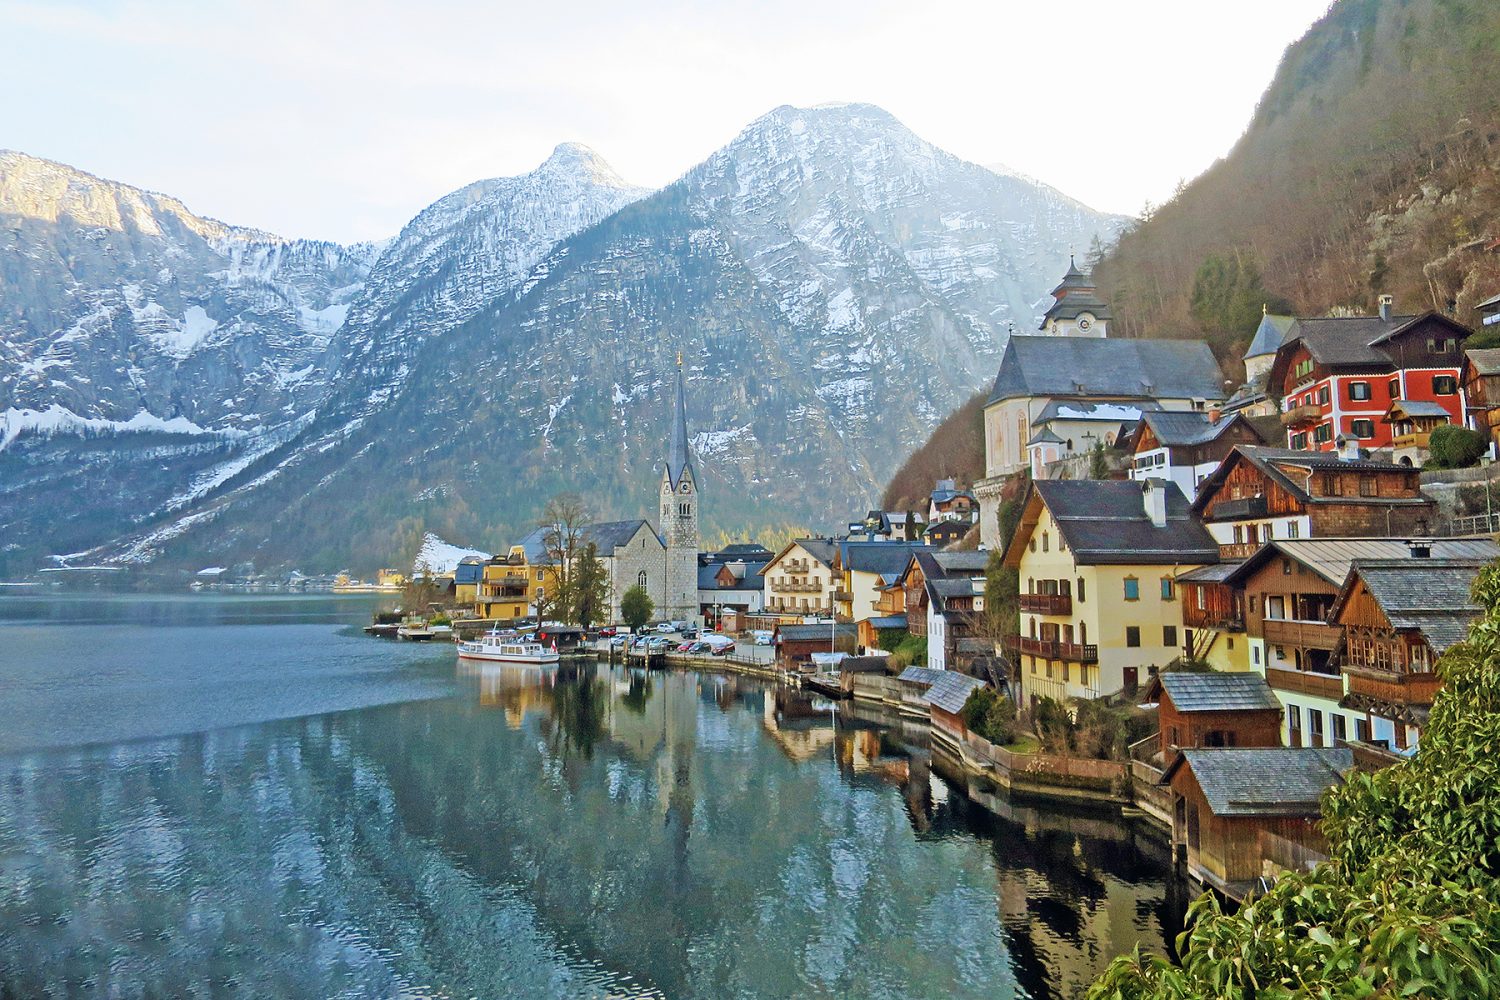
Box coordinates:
[1350,419,1375,439]
[1077,577,1086,603]
[1287,521,1300,539]
[1433,374,1457,395]
[1163,625,1178,647]
[1287,704,1302,737]
[1348,381,1371,401]
[1333,714,1347,743]
[1227,636,1235,650]
[1253,644,1261,664]
[1260,524,1272,543]
[1314,423,1334,444]
[1160,577,1175,600]
[1388,378,1401,399]
[1123,577,1140,601]
[1249,596,1258,613]
[1291,432,1309,450]
[535,569,545,581]
[1029,536,1037,552]
[1281,558,1292,576]
[1317,385,1331,405]
[1355,718,1370,742]
[1126,626,1141,647]
[1360,475,1377,498]
[1041,531,1049,552]
[1268,595,1286,619]
[637,570,648,588]
[1079,622,1087,643]
[1309,710,1325,745]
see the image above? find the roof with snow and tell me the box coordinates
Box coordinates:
[987,336,1225,406]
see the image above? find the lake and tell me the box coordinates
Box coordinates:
[0,594,1183,998]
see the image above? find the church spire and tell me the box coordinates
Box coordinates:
[667,352,693,488]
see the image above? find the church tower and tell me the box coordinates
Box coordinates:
[659,352,700,621]
[1038,256,1111,338]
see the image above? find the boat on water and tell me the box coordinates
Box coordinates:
[457,631,561,665]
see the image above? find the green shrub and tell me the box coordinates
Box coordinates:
[960,686,1017,745]
[1428,424,1488,469]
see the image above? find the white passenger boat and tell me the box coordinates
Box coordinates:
[456,631,561,665]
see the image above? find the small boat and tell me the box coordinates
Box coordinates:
[457,630,561,665]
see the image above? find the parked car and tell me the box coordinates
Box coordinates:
[709,641,735,657]
[751,630,774,646]
[687,641,710,654]
[680,628,700,641]
[609,635,629,649]
[647,635,673,650]
[630,636,650,650]
[598,626,617,637]
[655,622,676,634]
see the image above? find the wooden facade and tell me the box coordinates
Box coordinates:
[1167,760,1330,894]
[1155,691,1282,765]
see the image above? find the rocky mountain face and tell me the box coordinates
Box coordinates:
[1,105,1120,575]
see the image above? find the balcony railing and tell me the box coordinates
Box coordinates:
[1183,608,1245,631]
[1282,403,1323,427]
[1265,665,1345,699]
[1020,592,1072,616]
[832,590,853,602]
[1004,634,1099,663]
[1392,431,1431,451]
[1262,618,1340,650]
[1218,542,1261,560]
[1345,665,1442,705]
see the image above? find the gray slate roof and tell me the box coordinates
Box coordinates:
[1389,400,1451,418]
[1224,538,1499,588]
[777,622,857,643]
[839,541,932,577]
[1343,557,1491,652]
[1172,748,1353,817]
[1178,562,1243,583]
[1033,480,1219,565]
[934,551,991,573]
[789,539,839,568]
[1284,315,1418,367]
[867,615,908,629]
[1244,313,1296,360]
[897,666,946,688]
[1139,410,1252,448]
[926,671,987,714]
[1467,347,1500,377]
[1193,446,1432,515]
[517,520,656,564]
[987,336,1225,406]
[839,655,891,674]
[1160,672,1281,713]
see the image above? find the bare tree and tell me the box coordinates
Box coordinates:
[537,493,592,623]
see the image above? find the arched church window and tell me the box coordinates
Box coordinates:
[638,571,648,589]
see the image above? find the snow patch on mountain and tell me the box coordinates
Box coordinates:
[414,533,488,574]
[0,405,242,451]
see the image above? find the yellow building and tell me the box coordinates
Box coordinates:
[1003,479,1219,706]
[833,541,932,622]
[476,545,555,621]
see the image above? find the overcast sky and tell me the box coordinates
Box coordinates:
[1,0,1331,244]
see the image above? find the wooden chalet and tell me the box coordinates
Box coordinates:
[1461,347,1500,455]
[1191,445,1434,560]
[1330,552,1493,751]
[1164,747,1353,898]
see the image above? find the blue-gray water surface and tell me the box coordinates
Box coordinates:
[0,594,1183,998]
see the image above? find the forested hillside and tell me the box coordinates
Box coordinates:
[1097,0,1500,375]
[881,390,986,510]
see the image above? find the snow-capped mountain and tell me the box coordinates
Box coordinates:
[52,103,1121,573]
[1,105,1123,575]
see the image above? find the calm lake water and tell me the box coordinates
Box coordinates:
[0,594,1183,999]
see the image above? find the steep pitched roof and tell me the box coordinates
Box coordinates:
[1009,480,1219,566]
[517,520,655,564]
[1244,312,1296,360]
[1157,672,1281,713]
[1284,315,1417,368]
[777,622,857,643]
[1334,557,1492,653]
[1167,748,1354,817]
[666,359,694,488]
[987,336,1225,405]
[1467,347,1500,378]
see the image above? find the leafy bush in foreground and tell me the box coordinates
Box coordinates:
[1087,562,1500,998]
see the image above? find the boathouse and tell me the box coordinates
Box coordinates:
[1147,671,1283,765]
[1163,746,1352,897]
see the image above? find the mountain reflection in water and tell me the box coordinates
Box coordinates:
[0,655,1182,999]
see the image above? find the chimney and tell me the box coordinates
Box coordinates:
[1407,539,1432,559]
[1378,294,1394,322]
[1336,435,1361,462]
[1142,478,1168,528]
[1207,405,1223,423]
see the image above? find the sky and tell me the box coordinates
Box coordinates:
[0,0,1332,244]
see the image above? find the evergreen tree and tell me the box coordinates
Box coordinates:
[1189,249,1291,335]
[620,585,654,633]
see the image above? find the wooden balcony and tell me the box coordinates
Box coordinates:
[1211,496,1268,521]
[1218,542,1260,560]
[1282,403,1323,427]
[1261,618,1340,650]
[1265,665,1345,700]
[1392,431,1431,452]
[1020,592,1072,616]
[1184,607,1244,631]
[1005,634,1099,663]
[1345,665,1442,706]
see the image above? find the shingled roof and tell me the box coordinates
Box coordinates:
[1167,748,1354,817]
[1192,446,1432,516]
[1334,557,1492,653]
[1138,410,1257,448]
[1244,312,1296,361]
[517,520,656,564]
[1008,479,1219,566]
[986,336,1226,406]
[1223,538,1498,588]
[1157,672,1281,713]
[926,671,987,714]
[839,541,932,577]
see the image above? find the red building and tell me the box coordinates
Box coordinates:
[1266,306,1471,459]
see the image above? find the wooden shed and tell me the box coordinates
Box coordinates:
[1146,671,1284,765]
[1163,747,1352,898]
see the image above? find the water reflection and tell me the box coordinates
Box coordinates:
[0,657,1182,999]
